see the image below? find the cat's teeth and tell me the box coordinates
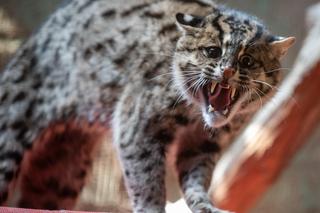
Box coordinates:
[210,81,217,94]
[231,88,237,99]
[208,105,215,112]
[220,84,231,89]
[223,109,228,115]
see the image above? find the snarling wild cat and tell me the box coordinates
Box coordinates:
[0,0,294,212]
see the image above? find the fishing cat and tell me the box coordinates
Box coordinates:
[0,0,294,212]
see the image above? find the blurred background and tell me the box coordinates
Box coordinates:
[0,0,319,212]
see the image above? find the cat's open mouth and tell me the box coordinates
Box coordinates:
[203,81,239,117]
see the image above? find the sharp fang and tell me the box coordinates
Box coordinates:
[223,109,228,115]
[210,82,217,94]
[220,84,230,89]
[208,105,215,112]
[231,88,236,99]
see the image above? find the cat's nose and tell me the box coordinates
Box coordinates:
[223,67,236,80]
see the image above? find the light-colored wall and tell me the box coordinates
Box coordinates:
[221,1,320,212]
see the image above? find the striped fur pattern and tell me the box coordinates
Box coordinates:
[0,0,293,212]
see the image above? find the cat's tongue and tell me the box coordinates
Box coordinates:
[208,82,232,111]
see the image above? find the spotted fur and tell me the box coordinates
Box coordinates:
[0,0,293,212]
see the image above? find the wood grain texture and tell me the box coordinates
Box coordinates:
[210,3,320,213]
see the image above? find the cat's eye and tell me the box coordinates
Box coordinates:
[239,54,255,69]
[202,46,222,59]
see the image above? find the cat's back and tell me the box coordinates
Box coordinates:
[2,0,215,82]
[0,0,214,117]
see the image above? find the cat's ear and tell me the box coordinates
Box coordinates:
[175,13,205,34]
[270,36,296,59]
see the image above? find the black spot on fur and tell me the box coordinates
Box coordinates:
[83,48,92,60]
[0,151,23,164]
[121,28,130,35]
[154,129,174,143]
[54,48,60,63]
[0,124,7,131]
[11,120,27,130]
[212,14,224,43]
[124,154,134,160]
[174,114,189,125]
[159,24,177,35]
[47,82,55,89]
[146,196,153,203]
[178,171,188,184]
[121,3,149,16]
[90,72,97,80]
[112,56,124,66]
[4,171,14,182]
[83,16,93,29]
[170,35,180,43]
[222,124,231,133]
[94,43,105,52]
[143,165,153,173]
[139,150,152,160]
[134,192,140,197]
[143,11,164,19]
[101,9,116,19]
[133,199,138,205]
[113,42,138,66]
[239,75,249,81]
[248,24,263,45]
[19,48,29,59]
[16,126,28,141]
[0,92,8,103]
[29,56,37,69]
[125,170,130,177]
[106,38,116,50]
[32,80,42,89]
[143,61,166,81]
[21,140,33,149]
[67,32,77,47]
[78,0,97,13]
[41,35,52,53]
[12,91,27,102]
[200,140,221,153]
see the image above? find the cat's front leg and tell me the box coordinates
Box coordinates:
[113,90,174,213]
[175,122,232,213]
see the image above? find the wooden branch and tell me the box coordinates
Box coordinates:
[210,3,320,213]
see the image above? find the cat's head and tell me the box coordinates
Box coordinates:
[172,7,295,127]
